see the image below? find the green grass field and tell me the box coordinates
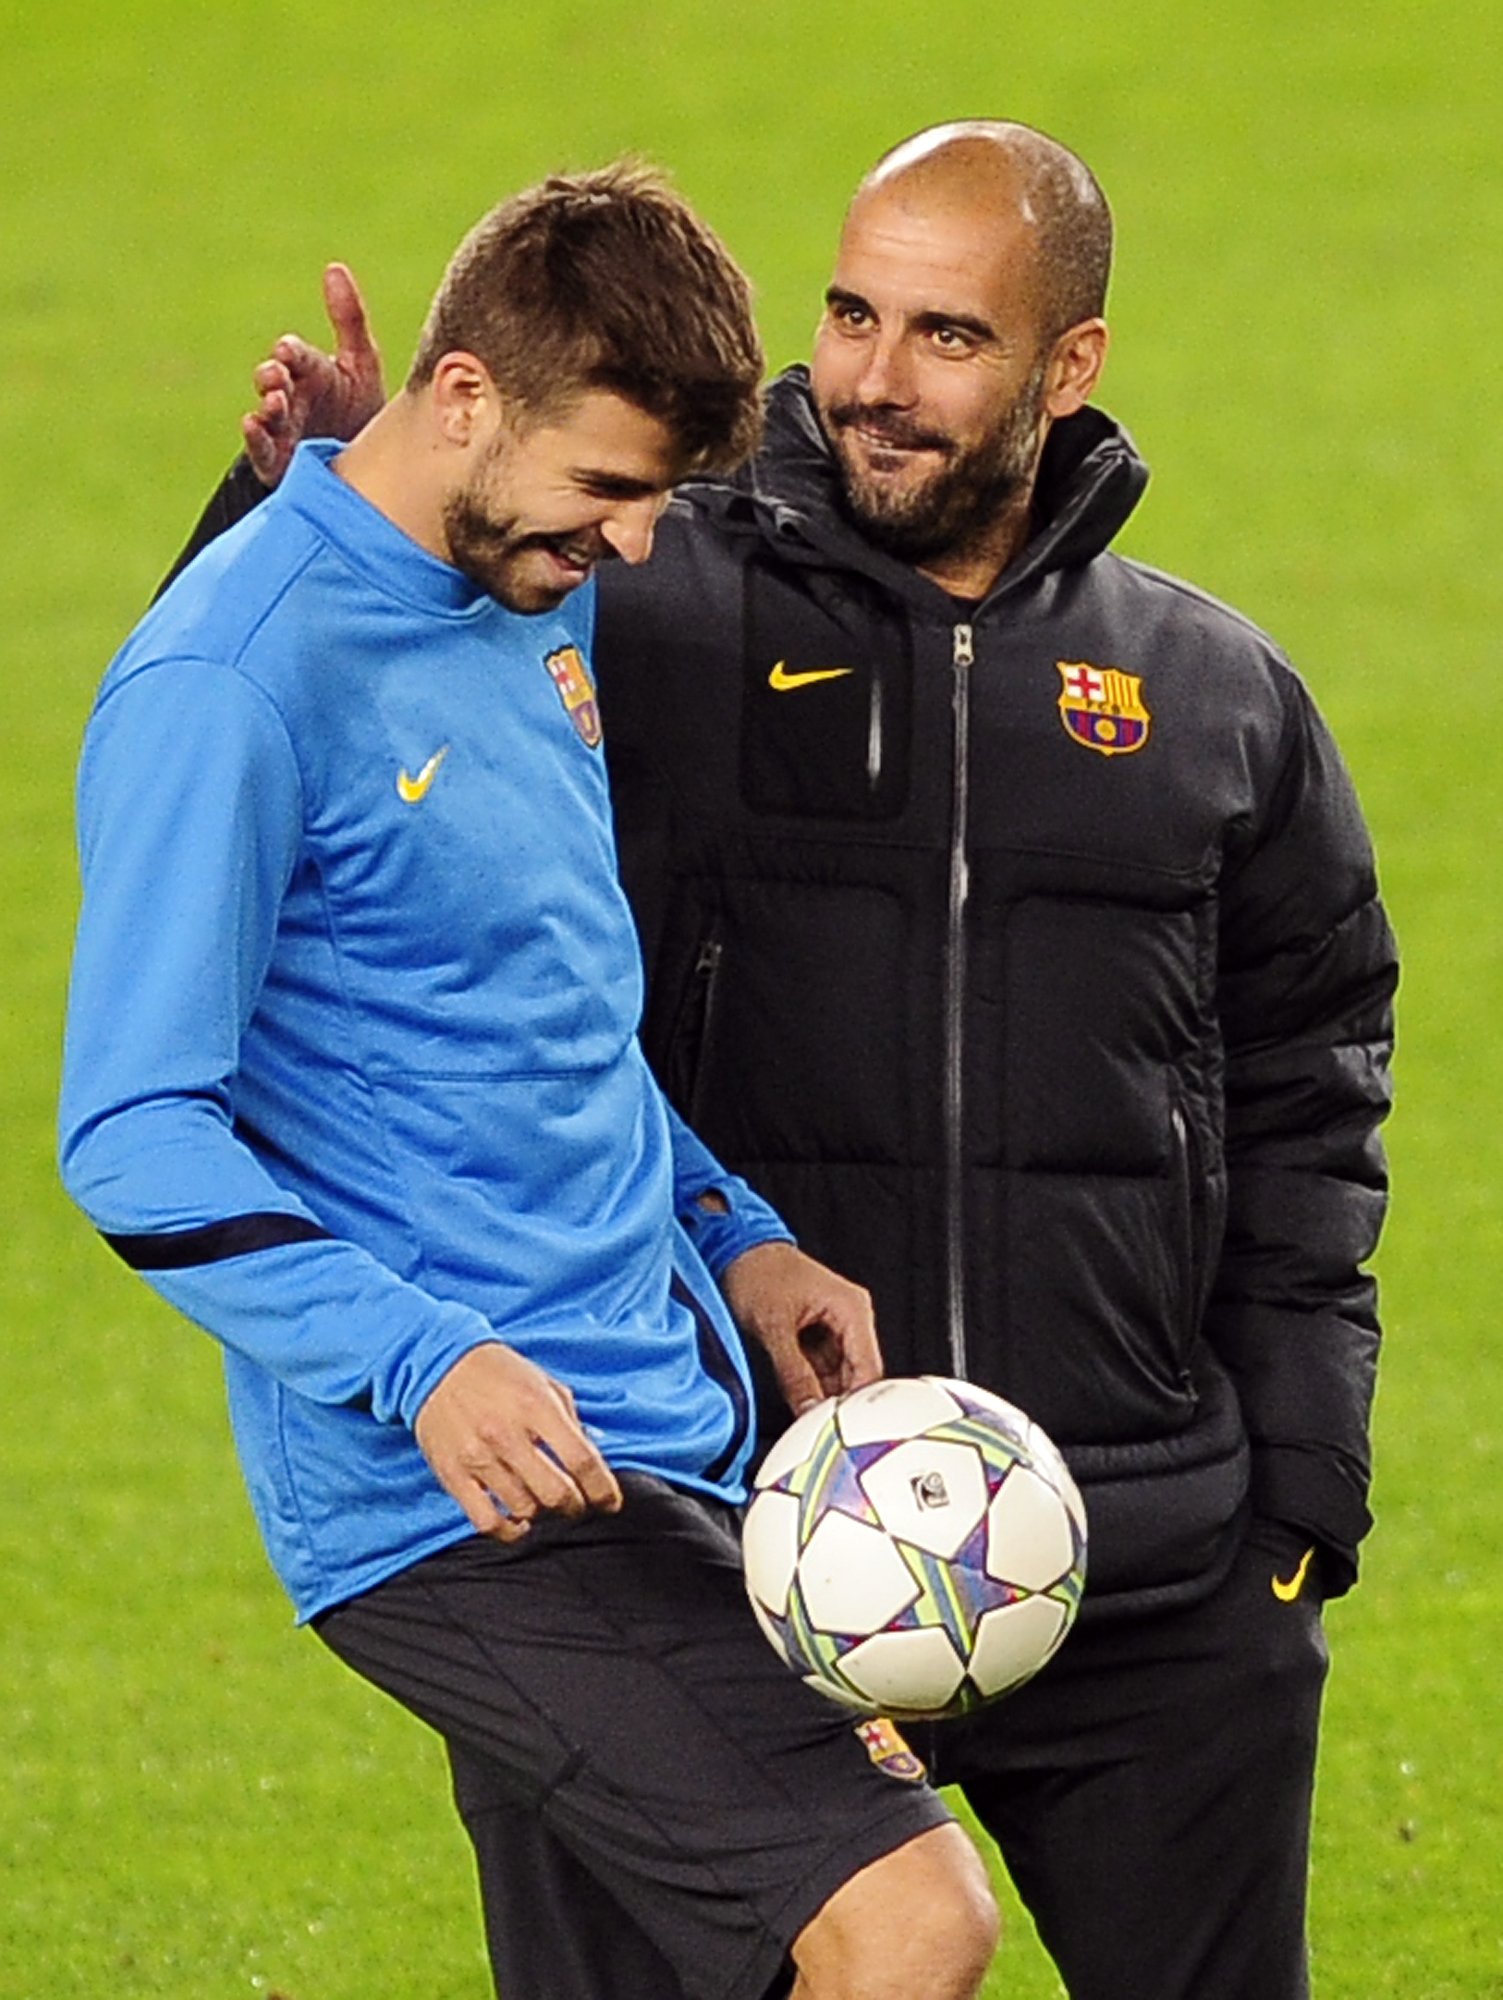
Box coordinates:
[3,2,1499,1994]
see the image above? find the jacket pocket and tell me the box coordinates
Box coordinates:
[1169,1087,1222,1369]
[664,933,725,1128]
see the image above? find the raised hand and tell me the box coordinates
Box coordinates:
[414,1343,624,1544]
[242,261,387,488]
[719,1240,883,1416]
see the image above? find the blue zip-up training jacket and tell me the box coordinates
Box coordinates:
[60,440,790,1620]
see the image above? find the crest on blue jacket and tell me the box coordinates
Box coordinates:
[1056,661,1151,757]
[545,644,603,749]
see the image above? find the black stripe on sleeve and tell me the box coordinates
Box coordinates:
[104,1213,334,1270]
[670,1272,753,1486]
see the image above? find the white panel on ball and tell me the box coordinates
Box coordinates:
[858,1439,989,1559]
[838,1626,968,1712]
[755,1398,837,1489]
[970,1596,1070,1695]
[836,1376,964,1446]
[740,1486,801,1616]
[798,1509,919,1631]
[986,1465,1079,1590]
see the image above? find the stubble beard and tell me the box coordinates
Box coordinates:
[443,452,607,615]
[822,357,1049,570]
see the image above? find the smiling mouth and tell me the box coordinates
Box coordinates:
[531,537,604,578]
[858,438,932,462]
[842,421,950,461]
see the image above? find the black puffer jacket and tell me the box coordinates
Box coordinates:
[598,369,1396,1619]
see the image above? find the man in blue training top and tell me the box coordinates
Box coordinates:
[59,165,999,2000]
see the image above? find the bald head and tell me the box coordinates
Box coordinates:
[853,121,1112,345]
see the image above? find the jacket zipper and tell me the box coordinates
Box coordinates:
[945,622,974,1378]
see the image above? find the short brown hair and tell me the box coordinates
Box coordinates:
[408,162,763,473]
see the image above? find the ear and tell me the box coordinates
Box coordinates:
[427,350,501,448]
[1043,318,1109,420]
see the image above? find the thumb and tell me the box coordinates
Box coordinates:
[772,1332,828,1416]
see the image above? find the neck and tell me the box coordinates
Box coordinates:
[912,487,1034,599]
[335,398,452,563]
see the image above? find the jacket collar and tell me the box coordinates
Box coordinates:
[685,365,1150,613]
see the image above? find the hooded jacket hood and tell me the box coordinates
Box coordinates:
[685,365,1151,610]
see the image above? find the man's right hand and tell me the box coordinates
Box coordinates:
[242,261,387,488]
[414,1343,624,1544]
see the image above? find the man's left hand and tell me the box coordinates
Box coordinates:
[720,1241,882,1416]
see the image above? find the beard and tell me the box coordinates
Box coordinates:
[822,357,1049,568]
[443,451,609,614]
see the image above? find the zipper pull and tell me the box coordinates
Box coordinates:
[953,623,975,668]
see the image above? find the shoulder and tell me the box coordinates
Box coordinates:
[123,497,325,688]
[101,482,384,749]
[1089,551,1318,717]
[1101,551,1283,650]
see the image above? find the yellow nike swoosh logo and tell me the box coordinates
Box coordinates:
[768,661,856,691]
[396,745,450,803]
[1271,1547,1316,1602]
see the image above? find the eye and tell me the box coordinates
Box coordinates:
[930,325,973,354]
[830,299,872,331]
[578,476,659,502]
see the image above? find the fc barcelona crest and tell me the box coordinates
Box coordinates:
[545,644,603,749]
[1056,661,1151,757]
[855,1717,927,1784]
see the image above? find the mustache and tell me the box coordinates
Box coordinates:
[826,402,955,455]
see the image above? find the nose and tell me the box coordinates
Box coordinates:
[856,333,916,407]
[601,494,666,567]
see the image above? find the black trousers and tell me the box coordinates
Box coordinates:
[922,1521,1330,2000]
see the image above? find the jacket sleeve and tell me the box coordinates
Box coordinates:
[153,455,272,601]
[1205,672,1397,1594]
[662,1100,795,1277]
[59,657,500,1427]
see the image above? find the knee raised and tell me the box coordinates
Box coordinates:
[794,1823,1000,1999]
[921,1832,1001,1990]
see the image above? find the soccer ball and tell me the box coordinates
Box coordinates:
[741,1376,1086,1719]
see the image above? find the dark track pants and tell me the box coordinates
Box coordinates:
[925,1523,1331,2000]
